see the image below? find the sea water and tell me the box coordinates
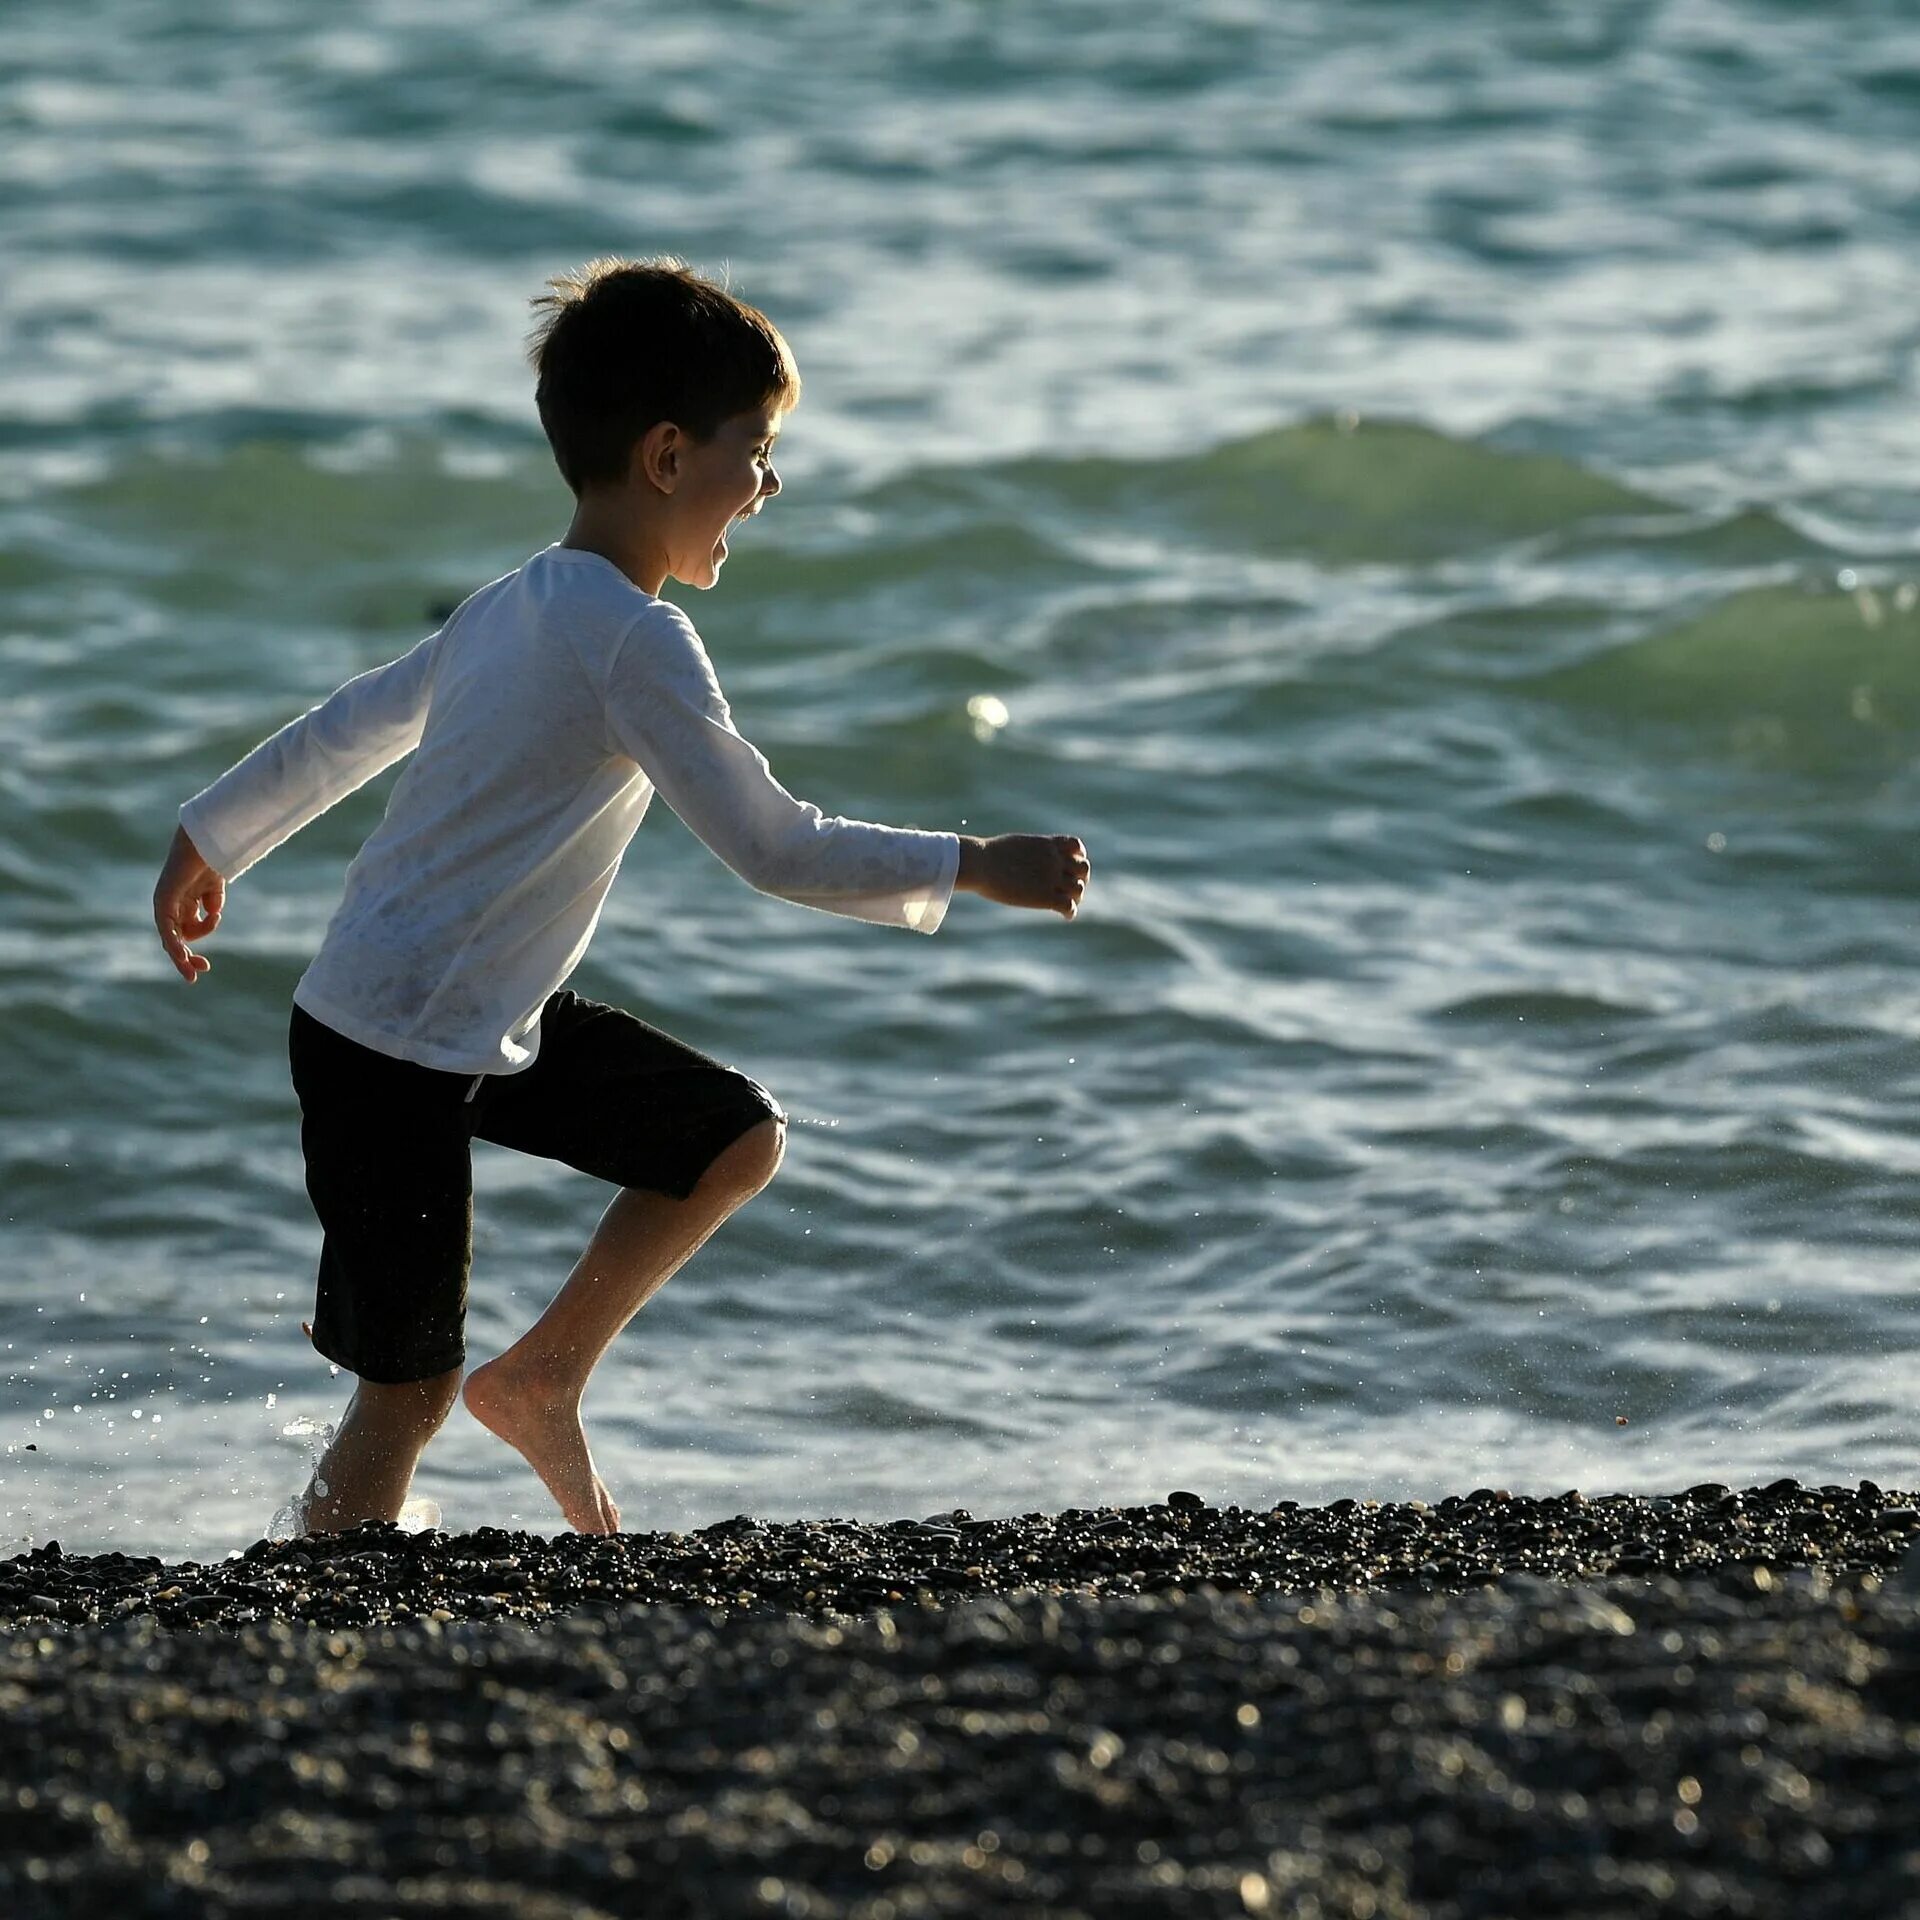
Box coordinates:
[6,1,1920,1556]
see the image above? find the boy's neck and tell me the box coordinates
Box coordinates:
[560,491,668,596]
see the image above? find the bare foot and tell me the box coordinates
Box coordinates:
[463,1353,621,1534]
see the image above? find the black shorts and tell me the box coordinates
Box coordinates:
[288,989,785,1384]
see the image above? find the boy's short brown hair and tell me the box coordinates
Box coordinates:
[527,257,800,493]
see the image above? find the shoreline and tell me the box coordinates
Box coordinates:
[4,1478,1915,1630]
[5,1482,1917,1917]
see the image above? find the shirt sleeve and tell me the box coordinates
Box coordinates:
[178,628,441,880]
[602,603,960,933]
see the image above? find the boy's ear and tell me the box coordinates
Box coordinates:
[637,420,683,495]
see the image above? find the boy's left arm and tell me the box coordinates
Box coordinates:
[156,627,441,978]
[154,824,224,982]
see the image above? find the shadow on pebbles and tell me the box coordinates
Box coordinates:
[3,1480,1919,1917]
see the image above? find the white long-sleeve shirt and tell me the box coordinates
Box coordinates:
[179,545,959,1074]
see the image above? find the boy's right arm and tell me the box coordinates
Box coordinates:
[955,833,1090,920]
[604,606,1090,927]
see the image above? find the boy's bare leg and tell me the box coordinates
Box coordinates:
[302,1367,464,1534]
[463,1117,785,1534]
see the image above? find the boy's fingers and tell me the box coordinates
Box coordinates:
[159,923,208,981]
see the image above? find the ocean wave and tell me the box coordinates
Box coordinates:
[870,416,1663,566]
[18,412,1825,603]
[1521,580,1920,771]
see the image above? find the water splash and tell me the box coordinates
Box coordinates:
[397,1495,442,1532]
[266,1489,308,1543]
[265,1416,440,1537]
[266,1415,336,1542]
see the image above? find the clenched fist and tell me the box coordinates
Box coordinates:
[956,834,1091,920]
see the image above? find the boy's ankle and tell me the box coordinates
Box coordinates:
[469,1346,579,1408]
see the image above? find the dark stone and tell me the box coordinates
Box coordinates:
[2,1565,1906,1912]
[5,1479,1917,1643]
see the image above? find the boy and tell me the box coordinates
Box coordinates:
[152,257,1091,1538]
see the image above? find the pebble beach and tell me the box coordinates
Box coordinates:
[11,5,1920,1911]
[6,1481,1919,1917]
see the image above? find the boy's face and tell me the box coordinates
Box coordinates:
[664,403,785,590]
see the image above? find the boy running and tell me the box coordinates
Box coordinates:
[152,258,1090,1536]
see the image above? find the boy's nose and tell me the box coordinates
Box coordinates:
[762,463,781,498]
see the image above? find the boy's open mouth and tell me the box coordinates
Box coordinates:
[715,497,765,558]
[716,503,760,559]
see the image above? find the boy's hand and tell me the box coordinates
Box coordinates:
[956,834,1090,920]
[154,825,225,982]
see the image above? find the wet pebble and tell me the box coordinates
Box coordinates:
[1,1482,1916,1917]
[0,1564,1914,1918]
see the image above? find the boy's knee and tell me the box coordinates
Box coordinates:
[719,1114,784,1195]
